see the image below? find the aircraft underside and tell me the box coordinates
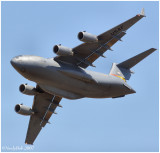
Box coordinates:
[10,8,157,145]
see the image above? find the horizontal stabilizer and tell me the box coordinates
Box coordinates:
[118,48,157,69]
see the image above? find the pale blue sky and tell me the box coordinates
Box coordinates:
[1,1,159,152]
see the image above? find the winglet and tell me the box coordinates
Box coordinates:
[140,8,146,17]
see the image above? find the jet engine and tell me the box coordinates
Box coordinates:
[78,31,98,43]
[53,45,73,56]
[14,104,34,116]
[19,84,38,96]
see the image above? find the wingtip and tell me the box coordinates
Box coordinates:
[145,48,157,54]
[150,48,157,51]
[25,141,33,145]
[140,8,146,17]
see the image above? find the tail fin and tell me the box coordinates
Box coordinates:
[109,48,157,81]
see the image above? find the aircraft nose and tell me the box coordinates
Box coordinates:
[10,57,17,68]
[10,56,25,72]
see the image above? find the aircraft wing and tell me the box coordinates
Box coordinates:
[55,9,145,68]
[25,93,62,145]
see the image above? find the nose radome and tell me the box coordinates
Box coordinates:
[10,56,25,72]
[10,57,17,68]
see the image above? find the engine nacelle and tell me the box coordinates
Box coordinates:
[15,104,34,116]
[53,45,73,56]
[19,84,38,96]
[78,31,98,43]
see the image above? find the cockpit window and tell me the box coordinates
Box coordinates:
[15,55,23,60]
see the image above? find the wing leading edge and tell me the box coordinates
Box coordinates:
[55,8,145,68]
[25,93,62,145]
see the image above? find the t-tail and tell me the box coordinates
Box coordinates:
[109,48,157,81]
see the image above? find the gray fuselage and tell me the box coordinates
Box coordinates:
[11,55,135,99]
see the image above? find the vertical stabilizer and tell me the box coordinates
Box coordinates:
[109,63,128,81]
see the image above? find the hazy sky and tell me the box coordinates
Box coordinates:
[1,1,159,152]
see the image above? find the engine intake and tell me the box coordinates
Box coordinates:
[19,84,38,96]
[78,31,98,43]
[53,45,73,56]
[15,104,34,116]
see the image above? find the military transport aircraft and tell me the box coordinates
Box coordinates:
[10,8,156,145]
